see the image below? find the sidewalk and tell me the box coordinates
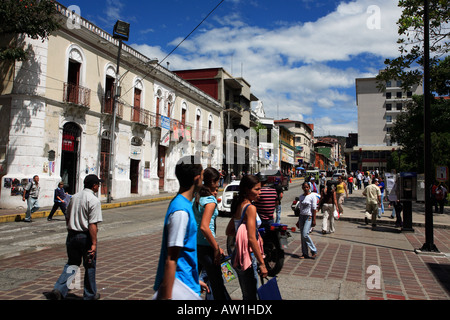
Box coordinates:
[0,181,449,301]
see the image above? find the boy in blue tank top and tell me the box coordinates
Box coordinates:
[154,155,207,299]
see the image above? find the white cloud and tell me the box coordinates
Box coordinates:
[131,0,402,135]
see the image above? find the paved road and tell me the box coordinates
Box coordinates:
[0,179,449,301]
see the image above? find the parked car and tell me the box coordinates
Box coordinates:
[331,173,342,181]
[335,169,347,179]
[217,180,240,216]
[260,169,290,190]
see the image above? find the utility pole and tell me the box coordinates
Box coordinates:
[108,20,130,203]
[419,0,439,253]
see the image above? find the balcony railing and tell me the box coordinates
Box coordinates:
[102,96,124,118]
[63,82,91,107]
[131,106,151,126]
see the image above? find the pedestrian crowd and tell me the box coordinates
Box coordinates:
[31,164,446,301]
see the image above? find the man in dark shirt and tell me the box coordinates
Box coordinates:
[254,174,278,228]
[48,181,68,221]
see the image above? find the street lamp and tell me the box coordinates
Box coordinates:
[418,0,439,253]
[107,20,130,203]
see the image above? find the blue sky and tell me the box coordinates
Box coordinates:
[58,0,403,136]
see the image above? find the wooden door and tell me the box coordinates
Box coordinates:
[158,145,165,189]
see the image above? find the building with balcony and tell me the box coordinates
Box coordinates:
[0,3,222,209]
[174,68,260,177]
[347,74,422,172]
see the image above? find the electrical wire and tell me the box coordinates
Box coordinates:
[120,0,225,98]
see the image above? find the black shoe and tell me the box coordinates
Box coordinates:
[371,224,377,231]
[48,289,62,300]
[364,217,369,225]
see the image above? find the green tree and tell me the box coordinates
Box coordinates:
[376,0,449,94]
[0,0,61,61]
[389,95,450,172]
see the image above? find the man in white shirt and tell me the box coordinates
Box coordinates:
[363,179,381,230]
[48,174,103,300]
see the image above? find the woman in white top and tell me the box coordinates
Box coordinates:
[297,182,318,259]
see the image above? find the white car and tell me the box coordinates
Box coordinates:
[335,169,347,179]
[217,180,240,216]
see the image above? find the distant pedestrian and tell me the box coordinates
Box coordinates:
[357,171,363,190]
[378,177,385,217]
[363,173,370,188]
[347,175,354,194]
[218,169,224,188]
[435,184,448,214]
[363,178,381,230]
[336,175,348,216]
[153,156,208,300]
[296,182,318,259]
[274,180,283,224]
[193,167,229,300]
[320,180,338,234]
[48,174,103,300]
[319,173,326,193]
[22,175,40,222]
[309,177,319,194]
[48,181,68,221]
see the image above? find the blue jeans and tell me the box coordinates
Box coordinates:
[298,215,317,257]
[275,205,281,223]
[235,253,260,300]
[25,197,39,221]
[53,231,97,300]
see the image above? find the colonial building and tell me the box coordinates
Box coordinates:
[174,68,260,176]
[0,4,222,209]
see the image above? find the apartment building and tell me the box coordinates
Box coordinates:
[274,119,314,169]
[0,4,222,209]
[348,74,422,172]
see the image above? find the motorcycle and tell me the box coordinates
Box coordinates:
[226,222,294,277]
[258,222,293,277]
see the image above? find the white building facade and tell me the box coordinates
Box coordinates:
[0,4,222,209]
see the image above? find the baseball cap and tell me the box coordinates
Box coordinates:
[84,174,103,187]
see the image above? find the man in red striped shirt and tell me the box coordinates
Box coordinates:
[254,175,278,228]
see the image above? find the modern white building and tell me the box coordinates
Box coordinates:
[0,3,222,209]
[347,74,422,172]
